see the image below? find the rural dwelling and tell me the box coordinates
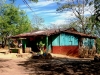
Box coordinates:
[10,28,97,57]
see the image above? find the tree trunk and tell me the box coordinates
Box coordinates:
[1,37,5,48]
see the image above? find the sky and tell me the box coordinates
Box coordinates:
[6,0,94,28]
[6,0,74,27]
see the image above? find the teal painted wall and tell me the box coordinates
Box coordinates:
[60,33,78,46]
[52,34,60,46]
[83,38,94,48]
[52,33,78,46]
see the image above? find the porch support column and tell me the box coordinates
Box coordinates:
[46,36,49,52]
[22,39,26,53]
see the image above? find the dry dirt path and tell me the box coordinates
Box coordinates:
[0,52,33,75]
[0,58,30,75]
[0,51,73,75]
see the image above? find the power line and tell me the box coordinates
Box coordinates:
[22,0,42,24]
[22,0,36,15]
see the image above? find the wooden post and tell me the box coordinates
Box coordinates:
[46,36,48,52]
[22,39,26,53]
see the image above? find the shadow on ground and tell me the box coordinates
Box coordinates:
[18,57,100,75]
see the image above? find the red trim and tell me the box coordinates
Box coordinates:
[52,46,79,57]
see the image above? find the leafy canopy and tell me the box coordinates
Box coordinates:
[0,4,33,37]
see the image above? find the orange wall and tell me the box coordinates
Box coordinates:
[52,46,79,57]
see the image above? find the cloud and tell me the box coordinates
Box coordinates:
[44,10,77,25]
[22,8,32,12]
[54,11,76,21]
[29,9,76,25]
[52,4,94,25]
[22,7,39,13]
[20,0,95,27]
[20,1,57,15]
[35,9,57,14]
[50,19,67,25]
[84,5,94,16]
[21,1,55,8]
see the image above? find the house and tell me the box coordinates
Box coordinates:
[10,28,97,57]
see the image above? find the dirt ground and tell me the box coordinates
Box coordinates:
[21,58,100,75]
[0,49,100,75]
[0,53,32,75]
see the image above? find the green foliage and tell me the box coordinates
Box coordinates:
[37,41,45,55]
[29,0,38,2]
[0,4,33,45]
[0,4,33,35]
[37,41,45,50]
[94,0,100,22]
[96,38,100,54]
[92,0,100,37]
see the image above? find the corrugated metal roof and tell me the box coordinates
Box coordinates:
[63,31,97,38]
[10,29,60,38]
[10,28,97,39]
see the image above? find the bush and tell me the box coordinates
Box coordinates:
[96,38,100,54]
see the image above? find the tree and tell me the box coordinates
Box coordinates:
[32,15,44,30]
[15,10,33,35]
[92,0,100,37]
[94,0,100,22]
[0,4,33,46]
[56,0,95,34]
[8,0,44,30]
[93,0,100,53]
[0,0,6,5]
